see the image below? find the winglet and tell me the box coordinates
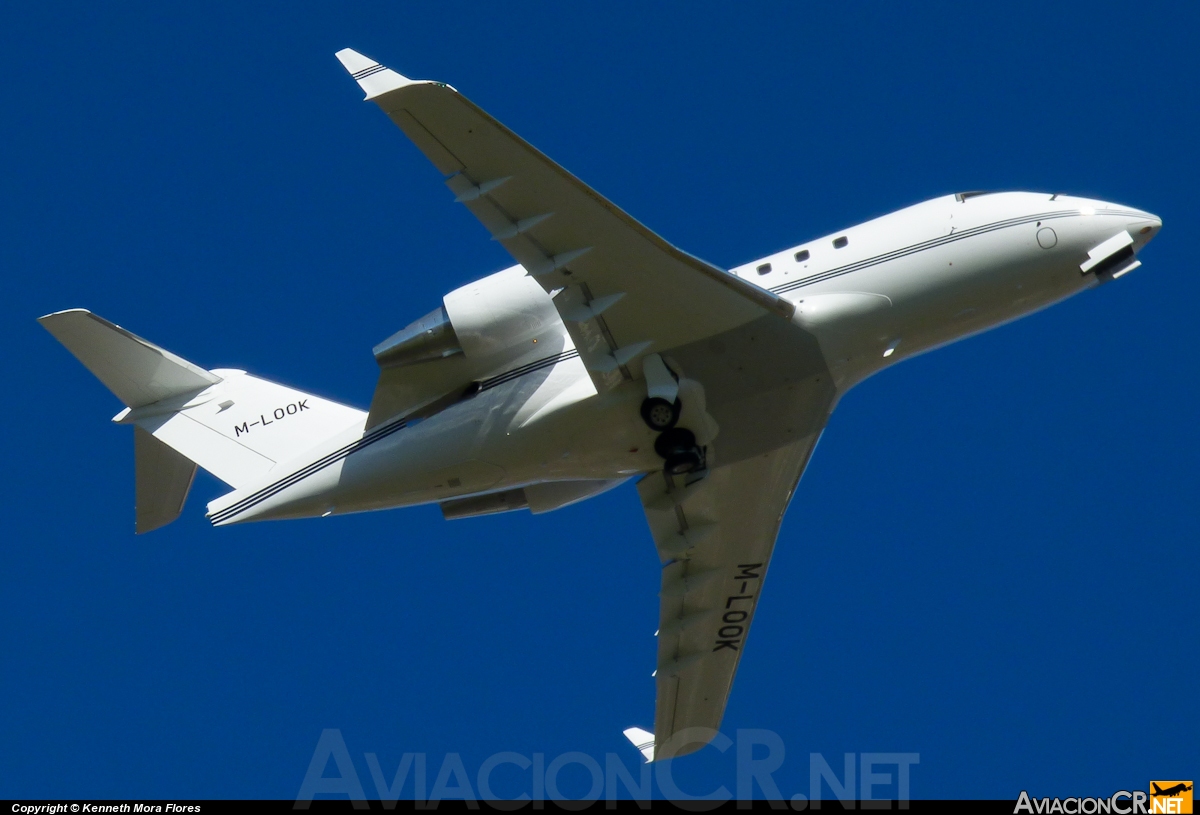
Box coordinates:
[622,727,655,763]
[335,48,416,100]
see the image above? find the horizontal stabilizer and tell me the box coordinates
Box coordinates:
[39,309,219,408]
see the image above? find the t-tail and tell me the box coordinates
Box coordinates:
[39,309,366,532]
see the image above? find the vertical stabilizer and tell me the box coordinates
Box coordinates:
[135,426,197,533]
[39,309,220,407]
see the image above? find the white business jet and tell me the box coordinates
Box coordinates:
[40,50,1161,762]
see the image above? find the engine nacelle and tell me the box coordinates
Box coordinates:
[373,265,561,369]
[441,265,561,358]
[373,305,462,368]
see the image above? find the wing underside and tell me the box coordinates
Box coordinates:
[636,426,828,760]
[336,49,795,395]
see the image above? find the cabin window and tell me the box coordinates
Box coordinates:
[756,263,772,275]
[794,249,810,262]
[833,236,848,249]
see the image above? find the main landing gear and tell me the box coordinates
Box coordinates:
[653,426,704,476]
[640,398,705,476]
[639,353,706,476]
[640,396,681,431]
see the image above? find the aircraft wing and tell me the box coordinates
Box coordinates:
[635,424,827,760]
[336,49,796,392]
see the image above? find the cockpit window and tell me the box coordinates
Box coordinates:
[954,191,995,202]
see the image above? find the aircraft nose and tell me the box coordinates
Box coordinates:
[1086,200,1162,248]
[1126,208,1162,248]
[1076,202,1160,282]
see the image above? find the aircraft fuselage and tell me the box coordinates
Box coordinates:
[207,191,1159,526]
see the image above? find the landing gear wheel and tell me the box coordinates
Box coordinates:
[654,427,695,459]
[641,397,681,431]
[654,428,704,475]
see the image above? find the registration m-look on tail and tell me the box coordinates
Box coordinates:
[39,309,366,533]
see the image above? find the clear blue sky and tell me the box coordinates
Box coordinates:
[2,1,1195,801]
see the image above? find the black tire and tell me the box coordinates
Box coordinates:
[654,427,696,460]
[641,397,681,431]
[655,428,705,475]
